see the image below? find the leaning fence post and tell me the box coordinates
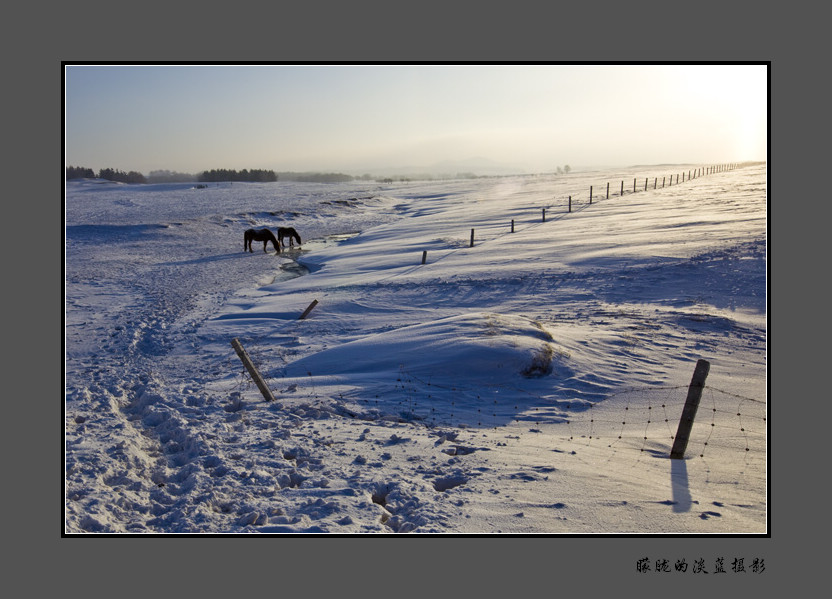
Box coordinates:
[230,338,277,402]
[299,299,319,320]
[670,359,711,459]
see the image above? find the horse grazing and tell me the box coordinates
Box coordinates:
[277,227,302,248]
[244,228,280,254]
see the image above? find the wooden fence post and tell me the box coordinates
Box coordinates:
[568,196,572,213]
[670,359,711,459]
[644,177,648,191]
[299,299,319,320]
[589,186,593,204]
[633,178,637,193]
[620,180,624,196]
[511,219,514,233]
[231,338,277,402]
[421,250,427,264]
[542,208,546,222]
[606,182,609,199]
[470,228,475,247]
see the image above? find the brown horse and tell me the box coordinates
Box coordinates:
[277,227,302,248]
[244,228,280,253]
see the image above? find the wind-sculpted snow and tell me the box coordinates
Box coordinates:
[65,166,767,534]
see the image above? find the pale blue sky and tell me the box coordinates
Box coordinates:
[64,64,768,175]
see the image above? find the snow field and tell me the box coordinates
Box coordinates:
[65,164,766,533]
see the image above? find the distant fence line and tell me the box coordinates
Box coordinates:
[578,163,742,209]
[425,162,745,261]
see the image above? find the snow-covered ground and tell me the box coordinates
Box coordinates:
[64,163,767,534]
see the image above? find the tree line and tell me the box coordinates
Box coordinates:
[66,166,147,183]
[67,165,506,185]
[66,165,279,184]
[198,168,278,182]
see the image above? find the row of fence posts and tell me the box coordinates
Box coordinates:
[423,164,739,259]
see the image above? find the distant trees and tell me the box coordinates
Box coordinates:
[66,165,379,185]
[66,166,95,179]
[198,168,278,183]
[98,167,147,184]
[147,170,197,183]
[65,166,146,183]
[555,164,571,175]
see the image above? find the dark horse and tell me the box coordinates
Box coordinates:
[277,227,302,248]
[244,228,280,253]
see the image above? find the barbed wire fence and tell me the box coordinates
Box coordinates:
[384,361,766,460]
[417,162,748,268]
[219,346,766,464]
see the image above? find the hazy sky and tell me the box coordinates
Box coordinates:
[64,64,768,175]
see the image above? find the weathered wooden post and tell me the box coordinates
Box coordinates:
[231,338,277,402]
[633,178,637,193]
[421,250,427,264]
[606,182,609,199]
[568,196,572,213]
[670,359,711,459]
[620,180,624,196]
[663,176,666,188]
[644,177,648,191]
[299,299,319,320]
[510,219,514,233]
[470,228,475,247]
[542,208,546,222]
[654,177,657,189]
[589,186,593,204]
